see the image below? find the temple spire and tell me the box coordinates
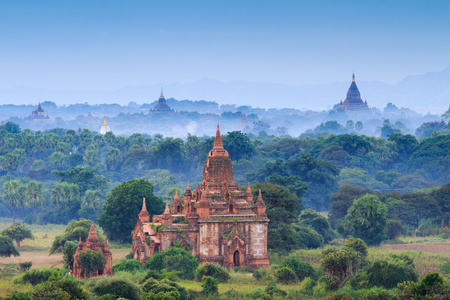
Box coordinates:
[352,72,355,82]
[174,189,180,201]
[257,190,263,202]
[160,87,164,99]
[165,201,169,213]
[87,222,100,243]
[141,198,147,212]
[213,124,224,149]
[103,116,108,126]
[187,181,191,191]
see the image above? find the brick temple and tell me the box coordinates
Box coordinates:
[73,223,113,278]
[132,124,270,268]
[337,73,370,111]
[149,88,174,113]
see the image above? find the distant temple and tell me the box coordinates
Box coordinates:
[132,124,270,269]
[336,73,370,111]
[150,88,174,113]
[73,223,113,278]
[25,103,50,123]
[99,116,111,135]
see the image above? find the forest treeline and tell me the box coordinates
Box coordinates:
[0,120,448,226]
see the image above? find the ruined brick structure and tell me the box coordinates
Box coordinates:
[73,223,113,278]
[132,124,270,268]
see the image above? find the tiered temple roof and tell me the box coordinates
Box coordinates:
[337,73,370,111]
[150,88,174,113]
[132,124,270,268]
[73,223,113,278]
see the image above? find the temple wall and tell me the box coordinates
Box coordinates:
[199,222,219,256]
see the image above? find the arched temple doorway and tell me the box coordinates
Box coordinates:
[233,250,240,267]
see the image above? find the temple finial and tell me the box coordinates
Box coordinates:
[352,71,355,82]
[174,189,180,200]
[257,190,263,201]
[141,198,147,211]
[213,124,224,149]
[103,116,107,126]
[160,87,164,98]
[165,201,169,213]
[187,181,191,190]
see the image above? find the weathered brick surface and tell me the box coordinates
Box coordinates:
[73,223,113,278]
[132,125,270,268]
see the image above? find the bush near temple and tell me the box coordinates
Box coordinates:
[195,263,229,283]
[145,247,199,280]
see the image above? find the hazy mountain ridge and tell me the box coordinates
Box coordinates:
[0,67,448,114]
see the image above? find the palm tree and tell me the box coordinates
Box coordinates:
[2,180,20,223]
[26,181,44,215]
[82,189,103,212]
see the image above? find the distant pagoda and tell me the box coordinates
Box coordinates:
[337,73,370,111]
[150,88,174,113]
[99,116,111,135]
[25,102,50,123]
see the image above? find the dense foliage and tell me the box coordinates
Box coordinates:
[145,247,199,280]
[98,179,164,242]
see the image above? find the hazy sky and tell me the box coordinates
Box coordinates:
[0,0,449,90]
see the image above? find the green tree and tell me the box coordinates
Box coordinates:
[2,180,21,223]
[50,219,99,254]
[345,194,388,246]
[328,185,374,227]
[50,182,80,208]
[82,189,104,212]
[299,209,335,243]
[25,180,44,215]
[54,166,108,196]
[433,183,450,228]
[98,179,164,242]
[321,247,362,289]
[62,241,78,269]
[76,249,106,278]
[222,130,255,161]
[1,223,34,247]
[105,147,122,171]
[48,152,69,171]
[0,235,20,257]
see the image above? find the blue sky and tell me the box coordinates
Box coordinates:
[0,0,449,90]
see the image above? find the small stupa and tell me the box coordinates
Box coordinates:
[99,116,111,135]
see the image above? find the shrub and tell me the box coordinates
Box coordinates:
[360,289,399,300]
[385,220,406,240]
[201,276,218,295]
[17,261,32,272]
[276,267,296,284]
[252,267,275,282]
[265,282,287,297]
[76,249,106,278]
[91,276,141,300]
[366,254,418,289]
[343,238,368,258]
[142,278,188,300]
[301,277,316,295]
[53,278,88,300]
[279,257,317,281]
[1,291,30,300]
[30,282,70,300]
[19,268,60,286]
[195,263,229,283]
[125,252,134,259]
[145,247,199,280]
[142,291,180,300]
[396,273,449,299]
[112,259,144,273]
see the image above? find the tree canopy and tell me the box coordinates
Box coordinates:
[98,179,164,242]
